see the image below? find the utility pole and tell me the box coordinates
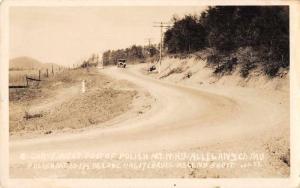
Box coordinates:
[145,38,152,47]
[153,22,171,73]
[144,38,152,55]
[144,38,152,69]
[96,54,99,64]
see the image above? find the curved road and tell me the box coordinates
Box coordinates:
[9,65,287,177]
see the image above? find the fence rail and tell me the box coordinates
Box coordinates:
[25,76,41,82]
[9,85,28,89]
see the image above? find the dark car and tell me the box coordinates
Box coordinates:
[117,59,126,68]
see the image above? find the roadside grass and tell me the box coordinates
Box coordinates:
[9,67,137,136]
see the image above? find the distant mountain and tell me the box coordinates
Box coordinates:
[10,56,42,70]
[9,56,62,70]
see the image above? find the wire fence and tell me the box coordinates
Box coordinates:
[9,66,63,89]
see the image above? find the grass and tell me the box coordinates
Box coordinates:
[9,68,61,86]
[159,67,184,79]
[9,67,138,136]
[9,70,36,85]
[9,68,66,101]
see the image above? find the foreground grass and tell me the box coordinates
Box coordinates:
[9,68,137,136]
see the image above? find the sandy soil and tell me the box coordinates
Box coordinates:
[9,63,289,178]
[143,56,289,91]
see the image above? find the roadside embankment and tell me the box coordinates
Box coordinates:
[139,55,290,177]
[142,54,289,92]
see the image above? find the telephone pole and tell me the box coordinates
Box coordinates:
[144,38,152,55]
[145,38,152,47]
[144,37,153,56]
[153,22,171,73]
[144,38,152,68]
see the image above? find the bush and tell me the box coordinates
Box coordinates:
[240,63,257,78]
[213,57,238,75]
[207,54,220,65]
[160,67,184,79]
[183,71,192,79]
[263,63,281,77]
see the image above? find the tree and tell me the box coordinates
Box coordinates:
[164,15,207,53]
[163,6,289,76]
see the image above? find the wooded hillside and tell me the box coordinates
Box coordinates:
[164,6,289,77]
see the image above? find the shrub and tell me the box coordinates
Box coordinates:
[213,58,238,75]
[183,71,192,79]
[160,67,184,79]
[207,54,219,65]
[240,63,257,78]
[263,63,280,77]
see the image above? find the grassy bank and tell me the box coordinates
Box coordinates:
[9,68,137,137]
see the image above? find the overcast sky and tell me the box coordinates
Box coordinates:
[10,6,207,66]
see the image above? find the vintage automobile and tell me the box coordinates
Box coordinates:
[117,59,126,68]
[148,65,156,72]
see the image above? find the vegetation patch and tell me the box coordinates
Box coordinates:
[9,68,138,136]
[240,63,258,78]
[213,57,238,75]
[160,67,184,79]
[163,6,289,78]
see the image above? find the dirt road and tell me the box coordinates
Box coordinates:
[9,65,289,178]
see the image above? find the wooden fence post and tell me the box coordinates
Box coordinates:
[46,69,49,77]
[39,70,41,80]
[52,65,54,75]
[26,76,28,87]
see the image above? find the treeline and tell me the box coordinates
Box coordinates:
[80,53,100,68]
[164,6,289,77]
[102,45,159,66]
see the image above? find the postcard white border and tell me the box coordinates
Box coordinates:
[1,0,299,187]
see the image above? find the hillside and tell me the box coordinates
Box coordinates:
[103,6,289,79]
[9,56,61,70]
[143,50,289,92]
[10,56,42,70]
